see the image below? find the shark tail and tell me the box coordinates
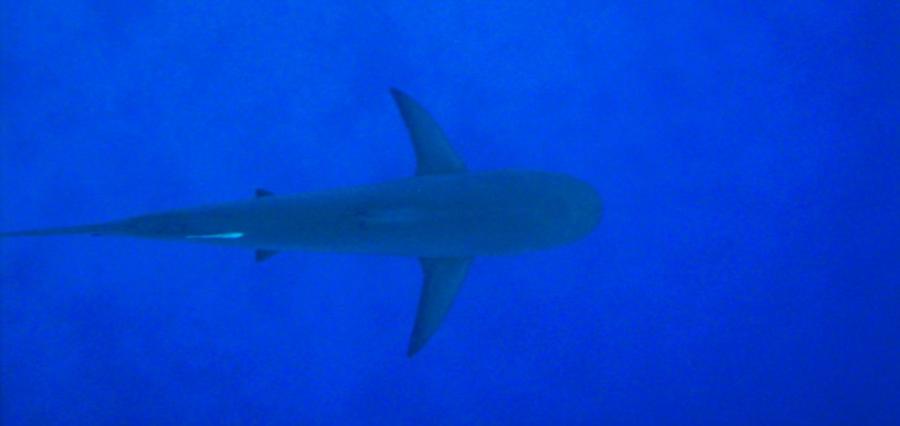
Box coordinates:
[0,223,116,238]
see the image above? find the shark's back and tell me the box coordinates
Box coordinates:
[219,169,601,256]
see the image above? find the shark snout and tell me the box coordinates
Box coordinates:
[562,178,603,240]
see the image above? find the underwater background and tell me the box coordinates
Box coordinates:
[1,1,897,425]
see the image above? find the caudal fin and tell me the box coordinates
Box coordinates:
[0,223,113,238]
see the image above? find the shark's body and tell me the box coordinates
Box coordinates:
[1,89,602,355]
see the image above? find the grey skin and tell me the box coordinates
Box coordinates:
[1,89,602,356]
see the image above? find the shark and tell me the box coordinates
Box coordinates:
[0,89,603,356]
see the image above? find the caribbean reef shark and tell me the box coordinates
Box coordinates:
[0,89,602,356]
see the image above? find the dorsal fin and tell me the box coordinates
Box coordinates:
[255,188,274,198]
[390,88,466,176]
[407,257,473,356]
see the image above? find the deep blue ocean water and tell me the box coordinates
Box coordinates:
[1,1,897,424]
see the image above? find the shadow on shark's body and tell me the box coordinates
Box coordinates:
[1,89,603,356]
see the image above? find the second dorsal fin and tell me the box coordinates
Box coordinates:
[390,88,467,176]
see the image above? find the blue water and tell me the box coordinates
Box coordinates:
[2,1,897,424]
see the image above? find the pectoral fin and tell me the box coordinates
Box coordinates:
[390,88,467,176]
[408,257,473,356]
